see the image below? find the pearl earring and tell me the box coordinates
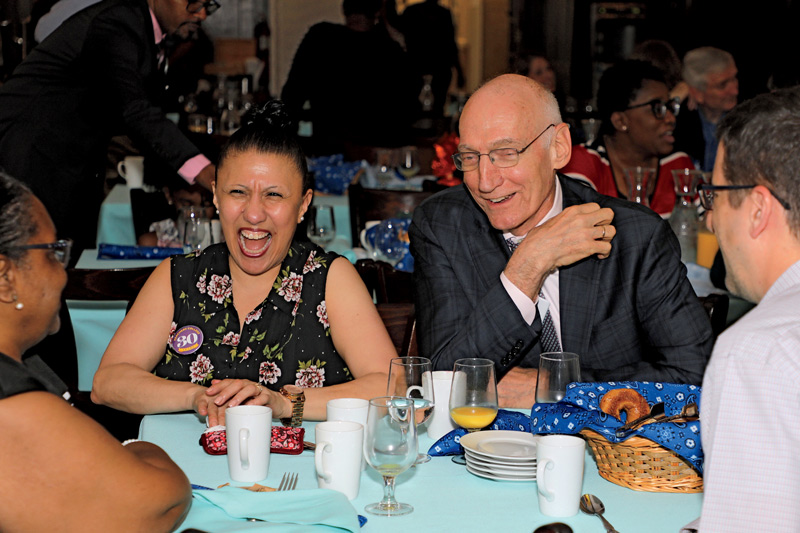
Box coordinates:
[12,294,23,310]
[621,125,628,132]
[300,216,304,222]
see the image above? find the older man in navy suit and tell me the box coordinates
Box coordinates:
[409,74,713,406]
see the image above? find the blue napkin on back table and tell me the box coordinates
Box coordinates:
[97,243,183,260]
[530,381,703,473]
[182,486,361,532]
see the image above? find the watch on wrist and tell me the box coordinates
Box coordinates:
[279,385,305,427]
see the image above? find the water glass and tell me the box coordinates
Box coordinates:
[535,352,581,403]
[306,205,336,247]
[386,357,434,463]
[624,166,656,206]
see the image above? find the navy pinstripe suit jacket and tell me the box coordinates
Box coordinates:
[409,174,713,385]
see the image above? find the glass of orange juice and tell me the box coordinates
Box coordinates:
[449,358,498,464]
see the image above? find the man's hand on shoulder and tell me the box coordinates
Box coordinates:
[497,367,538,409]
[504,203,616,299]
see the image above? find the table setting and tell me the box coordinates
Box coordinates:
[138,353,703,532]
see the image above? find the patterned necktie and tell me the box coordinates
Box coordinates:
[505,238,562,353]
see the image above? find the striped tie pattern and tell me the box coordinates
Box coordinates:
[506,238,562,353]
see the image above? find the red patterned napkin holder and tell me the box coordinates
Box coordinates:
[199,425,305,455]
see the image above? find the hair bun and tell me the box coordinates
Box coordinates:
[242,100,294,131]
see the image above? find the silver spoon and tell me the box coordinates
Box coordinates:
[579,494,619,533]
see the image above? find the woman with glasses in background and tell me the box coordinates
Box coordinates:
[562,59,696,216]
[0,172,191,532]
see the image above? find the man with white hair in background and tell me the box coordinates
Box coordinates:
[673,46,739,171]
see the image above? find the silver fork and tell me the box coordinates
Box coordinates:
[277,472,298,491]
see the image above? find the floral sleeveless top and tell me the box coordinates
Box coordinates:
[155,242,352,390]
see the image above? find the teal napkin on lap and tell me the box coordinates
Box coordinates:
[181,486,361,532]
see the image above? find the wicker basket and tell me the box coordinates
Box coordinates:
[580,429,703,493]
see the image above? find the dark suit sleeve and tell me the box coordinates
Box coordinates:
[588,217,713,384]
[410,201,542,375]
[87,11,201,172]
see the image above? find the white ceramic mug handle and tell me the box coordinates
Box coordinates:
[537,458,554,501]
[406,385,424,398]
[239,428,250,470]
[117,160,127,178]
[314,441,333,483]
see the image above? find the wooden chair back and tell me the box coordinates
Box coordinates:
[348,182,434,245]
[63,267,155,302]
[698,293,730,338]
[355,259,414,304]
[376,303,417,358]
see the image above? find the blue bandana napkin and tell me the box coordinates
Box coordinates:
[362,218,414,272]
[427,409,532,456]
[308,154,365,195]
[97,243,184,259]
[181,485,362,532]
[530,381,703,473]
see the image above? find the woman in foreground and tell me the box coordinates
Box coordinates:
[0,172,190,532]
[93,101,397,426]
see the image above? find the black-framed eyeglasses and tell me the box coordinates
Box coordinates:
[697,183,792,211]
[186,0,220,15]
[8,239,73,267]
[452,124,556,172]
[625,97,681,119]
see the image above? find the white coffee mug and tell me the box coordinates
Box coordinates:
[326,398,369,469]
[536,435,586,517]
[314,420,363,499]
[117,155,145,189]
[225,405,271,482]
[426,370,457,441]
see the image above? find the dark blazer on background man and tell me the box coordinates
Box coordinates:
[0,0,202,252]
[409,174,714,385]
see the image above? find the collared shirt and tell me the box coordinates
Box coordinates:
[149,7,211,183]
[500,175,563,344]
[699,108,722,172]
[690,260,800,532]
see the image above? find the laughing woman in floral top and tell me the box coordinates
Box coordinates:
[92,101,397,425]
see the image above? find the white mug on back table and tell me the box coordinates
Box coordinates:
[117,155,144,189]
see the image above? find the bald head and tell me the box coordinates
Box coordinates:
[463,74,562,129]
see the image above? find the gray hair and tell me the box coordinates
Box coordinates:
[682,47,735,91]
[0,171,37,263]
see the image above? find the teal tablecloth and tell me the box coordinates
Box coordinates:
[139,412,702,533]
[96,184,137,246]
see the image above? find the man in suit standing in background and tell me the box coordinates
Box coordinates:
[0,0,217,256]
[409,74,713,407]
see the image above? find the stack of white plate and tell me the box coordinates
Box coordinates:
[459,430,539,482]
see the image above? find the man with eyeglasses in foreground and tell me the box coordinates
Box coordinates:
[682,88,800,533]
[409,74,713,407]
[0,0,220,259]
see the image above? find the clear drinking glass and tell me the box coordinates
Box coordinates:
[535,352,581,403]
[397,146,420,179]
[623,166,656,206]
[179,206,209,253]
[363,396,418,516]
[386,357,435,464]
[306,205,336,247]
[448,358,498,464]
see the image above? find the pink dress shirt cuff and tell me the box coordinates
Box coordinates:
[178,154,212,184]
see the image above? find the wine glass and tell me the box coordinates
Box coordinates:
[306,205,336,247]
[363,396,418,517]
[386,357,435,464]
[535,352,581,403]
[448,358,498,464]
[397,146,420,179]
[179,206,209,253]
